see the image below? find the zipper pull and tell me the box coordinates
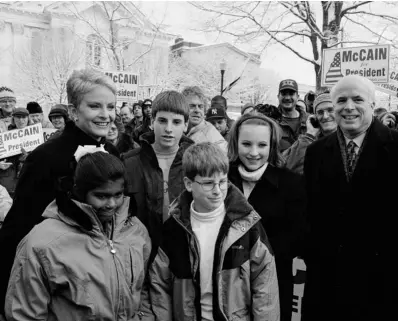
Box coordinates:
[109,240,116,254]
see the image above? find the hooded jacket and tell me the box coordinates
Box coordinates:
[5,196,152,321]
[123,132,195,260]
[186,120,228,154]
[0,121,119,315]
[148,184,280,321]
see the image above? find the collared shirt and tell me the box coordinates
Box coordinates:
[344,131,366,154]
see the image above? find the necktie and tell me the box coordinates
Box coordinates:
[346,140,357,178]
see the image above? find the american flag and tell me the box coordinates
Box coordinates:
[325,52,344,84]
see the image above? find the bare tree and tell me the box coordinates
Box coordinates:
[13,32,84,104]
[156,53,222,98]
[190,1,398,90]
[66,1,167,72]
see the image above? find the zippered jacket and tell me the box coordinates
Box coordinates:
[5,196,153,321]
[148,184,280,321]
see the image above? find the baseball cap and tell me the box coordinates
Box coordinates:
[206,106,227,121]
[279,79,298,92]
[13,107,29,117]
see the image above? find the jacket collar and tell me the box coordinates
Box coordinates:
[229,161,279,189]
[169,183,254,229]
[63,120,107,147]
[187,119,207,136]
[325,118,390,149]
[139,131,194,164]
[45,192,131,234]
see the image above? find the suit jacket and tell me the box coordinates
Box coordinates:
[228,163,307,321]
[302,119,398,321]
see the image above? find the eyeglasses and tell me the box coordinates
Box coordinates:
[194,179,228,192]
[316,107,335,117]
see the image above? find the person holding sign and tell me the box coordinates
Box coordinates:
[0,108,31,197]
[303,75,398,321]
[0,69,119,318]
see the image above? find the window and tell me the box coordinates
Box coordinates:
[86,35,102,67]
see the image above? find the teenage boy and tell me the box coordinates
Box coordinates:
[205,105,230,140]
[148,142,280,321]
[124,91,194,258]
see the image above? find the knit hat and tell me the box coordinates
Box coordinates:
[26,102,43,114]
[241,103,254,115]
[313,93,333,113]
[12,108,29,117]
[0,86,16,103]
[48,104,68,119]
[206,106,227,121]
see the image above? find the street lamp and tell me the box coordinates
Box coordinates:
[220,60,227,95]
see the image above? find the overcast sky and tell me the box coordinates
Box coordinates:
[137,1,398,88]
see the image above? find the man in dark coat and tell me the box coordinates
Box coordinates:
[303,75,398,321]
[0,121,119,316]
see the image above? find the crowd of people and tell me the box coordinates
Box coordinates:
[0,68,397,321]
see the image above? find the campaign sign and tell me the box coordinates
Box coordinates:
[0,123,44,159]
[43,128,58,142]
[104,71,139,103]
[322,45,390,87]
[376,70,398,97]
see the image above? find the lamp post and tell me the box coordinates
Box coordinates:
[220,60,227,96]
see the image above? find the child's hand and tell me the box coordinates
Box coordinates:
[0,160,12,170]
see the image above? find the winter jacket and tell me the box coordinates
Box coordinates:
[0,153,26,198]
[133,117,153,144]
[124,132,194,260]
[5,195,153,321]
[0,120,6,133]
[0,184,12,221]
[302,119,398,321]
[186,120,228,154]
[277,107,308,151]
[229,163,307,321]
[0,120,119,315]
[282,133,316,175]
[125,118,143,139]
[0,110,12,129]
[148,184,280,321]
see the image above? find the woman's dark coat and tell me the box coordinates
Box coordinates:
[228,163,307,321]
[0,121,119,316]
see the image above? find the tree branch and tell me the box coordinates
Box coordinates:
[345,10,398,23]
[340,1,372,17]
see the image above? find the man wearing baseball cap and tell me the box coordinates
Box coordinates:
[277,79,308,151]
[206,105,230,139]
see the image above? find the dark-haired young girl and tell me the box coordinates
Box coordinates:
[227,113,307,321]
[5,150,152,321]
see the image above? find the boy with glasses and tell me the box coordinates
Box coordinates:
[148,142,280,321]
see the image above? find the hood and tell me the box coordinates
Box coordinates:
[169,183,255,229]
[43,193,131,235]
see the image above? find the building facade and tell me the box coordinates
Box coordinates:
[0,1,174,111]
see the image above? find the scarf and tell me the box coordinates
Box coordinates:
[238,163,268,198]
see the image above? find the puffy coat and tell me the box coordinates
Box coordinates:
[0,184,12,221]
[186,120,228,154]
[148,184,280,321]
[0,120,119,315]
[124,132,194,261]
[5,196,153,321]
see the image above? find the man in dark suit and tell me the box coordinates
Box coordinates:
[302,75,398,321]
